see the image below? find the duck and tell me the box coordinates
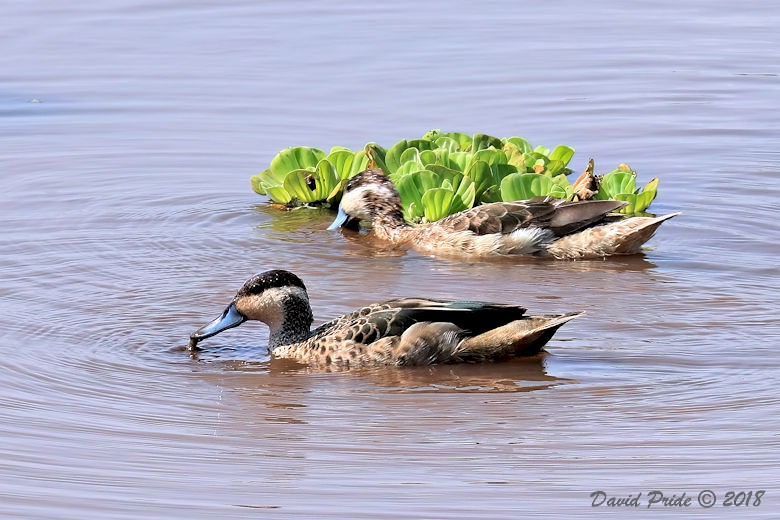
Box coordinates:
[327,169,680,259]
[189,269,581,367]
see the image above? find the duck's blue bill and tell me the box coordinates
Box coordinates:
[327,205,351,230]
[190,302,247,341]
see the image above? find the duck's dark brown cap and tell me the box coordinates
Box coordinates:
[238,270,306,296]
[345,168,393,192]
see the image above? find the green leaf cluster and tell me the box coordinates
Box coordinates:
[250,131,659,219]
[358,130,578,222]
[593,164,659,214]
[250,146,368,206]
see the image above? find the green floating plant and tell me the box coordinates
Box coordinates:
[250,130,659,220]
[395,169,475,222]
[500,173,573,201]
[250,146,368,206]
[380,130,577,221]
[593,164,659,214]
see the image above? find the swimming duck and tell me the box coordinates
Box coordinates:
[328,169,680,259]
[189,269,581,367]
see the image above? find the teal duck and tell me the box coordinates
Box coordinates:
[190,270,581,367]
[328,169,679,259]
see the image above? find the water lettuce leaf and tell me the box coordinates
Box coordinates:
[551,174,575,200]
[266,186,292,205]
[422,188,456,222]
[464,160,494,203]
[385,139,436,175]
[446,151,471,172]
[594,169,659,213]
[250,169,270,195]
[596,171,637,199]
[439,171,475,214]
[549,145,575,167]
[283,160,339,203]
[440,132,472,150]
[500,173,567,201]
[395,159,426,177]
[327,150,369,180]
[503,137,533,154]
[433,136,460,153]
[396,169,441,220]
[270,147,325,179]
[471,133,503,151]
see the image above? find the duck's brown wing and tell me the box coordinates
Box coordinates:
[310,298,527,345]
[437,197,627,237]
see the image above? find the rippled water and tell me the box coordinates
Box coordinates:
[2,1,779,518]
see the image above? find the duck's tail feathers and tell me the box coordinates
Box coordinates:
[606,212,681,255]
[452,311,583,362]
[546,212,680,259]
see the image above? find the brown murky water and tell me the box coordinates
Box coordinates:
[2,1,779,518]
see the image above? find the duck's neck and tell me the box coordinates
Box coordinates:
[371,207,412,242]
[266,294,314,349]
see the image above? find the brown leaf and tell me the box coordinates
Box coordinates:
[572,158,598,200]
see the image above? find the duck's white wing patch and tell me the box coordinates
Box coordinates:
[474,227,555,255]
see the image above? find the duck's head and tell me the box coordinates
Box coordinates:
[190,269,313,348]
[327,169,405,230]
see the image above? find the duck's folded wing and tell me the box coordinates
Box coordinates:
[312,298,527,344]
[437,198,627,236]
[392,299,528,333]
[368,298,528,340]
[437,199,557,235]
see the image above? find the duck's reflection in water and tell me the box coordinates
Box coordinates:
[192,352,570,394]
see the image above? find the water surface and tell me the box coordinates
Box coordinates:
[2,1,779,518]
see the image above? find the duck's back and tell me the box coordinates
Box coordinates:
[274,298,528,366]
[436,198,627,237]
